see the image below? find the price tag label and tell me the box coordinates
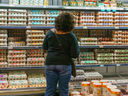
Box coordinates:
[8,47,13,49]
[26,26,31,28]
[101,7,105,12]
[44,6,48,8]
[99,46,104,48]
[107,8,111,12]
[115,27,119,29]
[112,7,116,12]
[117,64,121,66]
[83,27,87,29]
[85,7,90,9]
[10,5,15,7]
[100,65,104,67]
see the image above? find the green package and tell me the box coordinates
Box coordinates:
[77,0,84,7]
[97,3,104,7]
[69,0,77,6]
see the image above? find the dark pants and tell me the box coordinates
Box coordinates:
[45,65,72,96]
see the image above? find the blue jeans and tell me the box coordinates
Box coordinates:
[45,65,72,96]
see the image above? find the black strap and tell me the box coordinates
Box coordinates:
[54,29,71,58]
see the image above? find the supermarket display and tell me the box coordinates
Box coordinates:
[90,30,107,38]
[70,69,103,89]
[96,12,113,27]
[28,73,46,87]
[0,49,7,68]
[0,10,128,27]
[8,0,123,8]
[8,9,27,26]
[0,9,7,26]
[0,71,46,89]
[114,49,128,64]
[1,1,128,95]
[8,50,26,67]
[26,30,45,46]
[79,12,96,26]
[0,30,8,46]
[45,10,61,26]
[71,80,121,96]
[95,49,114,64]
[79,52,96,65]
[80,38,97,45]
[28,10,45,26]
[8,29,25,46]
[27,49,45,66]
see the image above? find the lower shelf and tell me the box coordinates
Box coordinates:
[0,87,46,96]
[0,64,128,70]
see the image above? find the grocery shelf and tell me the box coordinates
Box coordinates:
[0,87,46,96]
[0,4,125,11]
[8,46,42,49]
[0,66,45,70]
[0,64,128,70]
[0,46,8,49]
[0,26,128,29]
[79,45,128,48]
[1,45,128,49]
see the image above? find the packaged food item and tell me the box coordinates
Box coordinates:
[28,73,46,87]
[0,80,8,89]
[9,80,28,88]
[44,0,48,5]
[71,91,80,96]
[77,0,84,7]
[107,85,117,96]
[63,0,69,6]
[93,83,101,96]
[102,83,111,96]
[81,82,90,95]
[69,0,77,6]
[8,71,27,80]
[110,89,121,96]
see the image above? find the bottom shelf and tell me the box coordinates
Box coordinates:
[0,87,46,96]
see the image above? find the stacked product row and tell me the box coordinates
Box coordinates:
[74,29,128,45]
[70,69,103,88]
[9,0,117,7]
[8,29,25,46]
[3,29,128,46]
[0,9,62,26]
[0,71,46,89]
[0,49,45,68]
[1,9,128,27]
[1,49,128,66]
[71,80,121,96]
[73,49,128,65]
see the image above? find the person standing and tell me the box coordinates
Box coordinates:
[43,12,80,96]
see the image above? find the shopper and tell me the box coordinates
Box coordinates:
[43,12,79,96]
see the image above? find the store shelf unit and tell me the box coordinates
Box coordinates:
[3,45,128,49]
[1,45,128,49]
[0,26,128,29]
[0,64,127,70]
[1,4,128,96]
[0,4,125,11]
[0,87,46,96]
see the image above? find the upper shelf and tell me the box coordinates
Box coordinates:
[0,26,128,29]
[0,4,126,11]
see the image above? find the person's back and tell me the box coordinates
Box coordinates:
[43,12,80,96]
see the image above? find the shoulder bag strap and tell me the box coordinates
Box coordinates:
[54,29,70,57]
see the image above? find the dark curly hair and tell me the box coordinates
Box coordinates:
[55,11,75,32]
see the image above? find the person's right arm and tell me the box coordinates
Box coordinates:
[70,34,80,58]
